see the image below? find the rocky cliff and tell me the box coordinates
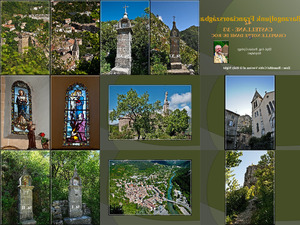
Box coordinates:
[243,165,258,188]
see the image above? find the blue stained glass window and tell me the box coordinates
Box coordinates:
[63,83,90,146]
[11,81,32,134]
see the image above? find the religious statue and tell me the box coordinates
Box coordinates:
[75,90,84,119]
[71,113,86,142]
[70,90,84,119]
[27,121,37,150]
[16,89,28,129]
[68,88,87,144]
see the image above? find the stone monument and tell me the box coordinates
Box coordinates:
[63,167,92,225]
[19,168,36,225]
[110,5,133,75]
[163,91,169,116]
[167,17,190,75]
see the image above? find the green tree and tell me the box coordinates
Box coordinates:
[131,12,149,74]
[109,89,162,140]
[100,20,117,70]
[180,25,199,51]
[2,151,50,225]
[226,151,243,195]
[225,151,247,224]
[251,151,274,224]
[52,151,100,225]
[249,132,274,149]
[1,45,49,75]
[164,109,190,136]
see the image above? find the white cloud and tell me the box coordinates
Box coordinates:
[169,92,191,111]
[181,106,191,117]
[170,92,191,105]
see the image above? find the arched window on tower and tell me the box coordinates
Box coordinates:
[11,81,32,134]
[266,105,271,115]
[63,83,90,146]
[269,101,274,112]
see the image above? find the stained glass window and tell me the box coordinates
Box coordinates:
[63,83,90,146]
[11,81,32,134]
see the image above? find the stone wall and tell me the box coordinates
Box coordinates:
[225,109,240,149]
[52,200,68,225]
[118,117,133,132]
[52,200,91,225]
[237,115,252,132]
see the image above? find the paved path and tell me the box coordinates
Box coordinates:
[233,198,257,225]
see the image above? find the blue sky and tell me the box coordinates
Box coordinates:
[109,85,191,124]
[230,151,268,187]
[101,1,149,21]
[226,76,275,116]
[151,1,199,31]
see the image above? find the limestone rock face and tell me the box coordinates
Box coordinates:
[243,165,258,188]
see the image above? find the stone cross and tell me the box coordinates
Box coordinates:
[123,4,129,14]
[19,168,36,224]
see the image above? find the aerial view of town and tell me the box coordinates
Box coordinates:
[109,160,191,215]
[51,1,100,75]
[1,1,50,74]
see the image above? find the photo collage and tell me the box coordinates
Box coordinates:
[0,1,199,225]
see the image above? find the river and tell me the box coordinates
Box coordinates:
[166,172,179,215]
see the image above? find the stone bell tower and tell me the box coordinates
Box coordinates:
[72,39,80,61]
[18,33,30,54]
[19,168,36,225]
[110,5,133,75]
[163,91,169,116]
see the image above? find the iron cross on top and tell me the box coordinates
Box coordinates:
[173,16,175,22]
[124,4,129,13]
